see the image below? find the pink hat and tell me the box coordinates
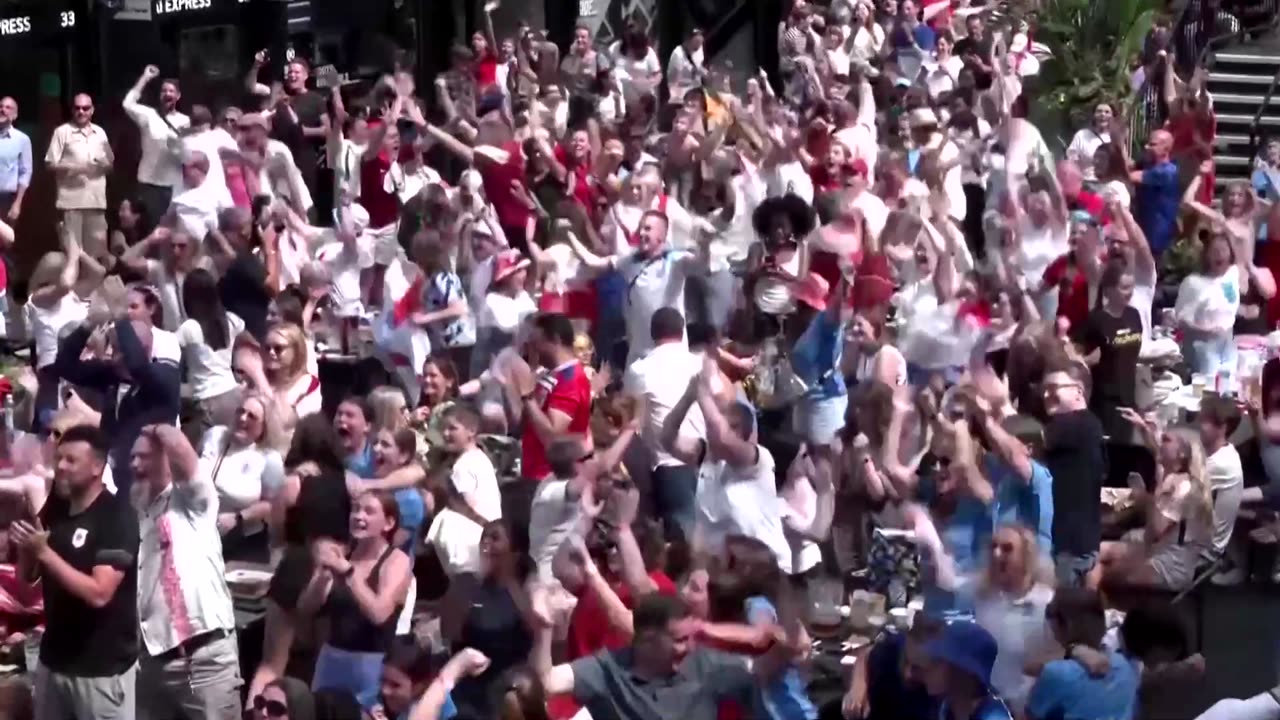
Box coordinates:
[792,272,831,312]
[492,249,531,284]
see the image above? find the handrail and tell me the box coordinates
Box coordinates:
[1248,64,1280,160]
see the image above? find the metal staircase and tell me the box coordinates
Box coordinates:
[1207,43,1280,187]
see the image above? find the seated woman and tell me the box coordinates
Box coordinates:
[1026,587,1140,720]
[1091,414,1214,591]
[301,490,413,709]
[199,392,287,563]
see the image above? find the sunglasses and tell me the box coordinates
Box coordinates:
[253,696,288,718]
[73,105,93,111]
[265,343,290,355]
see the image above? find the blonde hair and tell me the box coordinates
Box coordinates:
[1165,426,1213,521]
[369,385,409,432]
[239,391,288,454]
[265,323,309,385]
[979,524,1054,598]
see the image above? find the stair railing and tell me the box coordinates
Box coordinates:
[1248,64,1280,164]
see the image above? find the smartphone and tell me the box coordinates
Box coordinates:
[1127,472,1146,493]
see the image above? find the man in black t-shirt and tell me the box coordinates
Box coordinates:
[11,425,140,720]
[1041,367,1108,588]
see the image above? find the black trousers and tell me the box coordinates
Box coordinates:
[135,183,173,236]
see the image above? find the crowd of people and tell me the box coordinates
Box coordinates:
[0,0,1279,718]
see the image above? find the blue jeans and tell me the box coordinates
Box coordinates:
[1054,552,1099,588]
[1185,335,1237,382]
[312,644,384,709]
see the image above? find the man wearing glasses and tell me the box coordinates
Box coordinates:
[1041,366,1108,588]
[45,93,113,264]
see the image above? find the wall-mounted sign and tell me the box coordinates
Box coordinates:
[152,0,252,18]
[0,8,79,41]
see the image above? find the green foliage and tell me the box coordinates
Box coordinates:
[1016,0,1161,143]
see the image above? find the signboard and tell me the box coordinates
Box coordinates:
[152,0,251,18]
[0,7,80,41]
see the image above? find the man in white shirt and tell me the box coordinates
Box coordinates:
[660,362,791,571]
[170,151,228,243]
[182,106,236,210]
[131,424,241,720]
[623,308,705,539]
[123,65,191,229]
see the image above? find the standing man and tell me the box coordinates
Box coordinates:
[132,424,241,719]
[0,96,32,223]
[1131,129,1181,258]
[11,425,139,719]
[1041,366,1107,587]
[252,52,330,221]
[46,93,113,263]
[623,307,704,541]
[507,313,594,550]
[565,209,707,366]
[124,64,190,229]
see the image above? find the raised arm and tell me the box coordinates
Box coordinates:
[659,376,707,466]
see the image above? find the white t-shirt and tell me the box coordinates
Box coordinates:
[182,127,236,208]
[697,445,790,571]
[528,477,582,583]
[623,341,705,468]
[171,177,229,242]
[29,293,87,369]
[779,477,822,575]
[974,583,1055,713]
[765,161,815,204]
[450,446,502,522]
[177,313,245,400]
[315,240,373,318]
[1067,127,1111,182]
[1018,217,1070,318]
[152,327,181,365]
[1175,266,1241,335]
[198,426,285,534]
[479,291,536,333]
[1206,443,1244,556]
[283,372,323,420]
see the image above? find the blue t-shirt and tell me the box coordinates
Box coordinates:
[986,456,1054,559]
[401,694,457,720]
[1026,651,1138,720]
[1135,161,1180,254]
[919,470,993,612]
[745,596,818,720]
[866,631,935,720]
[393,487,426,555]
[939,696,1013,720]
[347,442,376,478]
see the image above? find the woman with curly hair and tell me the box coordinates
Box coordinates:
[746,193,818,341]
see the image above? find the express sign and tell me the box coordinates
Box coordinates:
[153,0,250,16]
[0,9,78,39]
